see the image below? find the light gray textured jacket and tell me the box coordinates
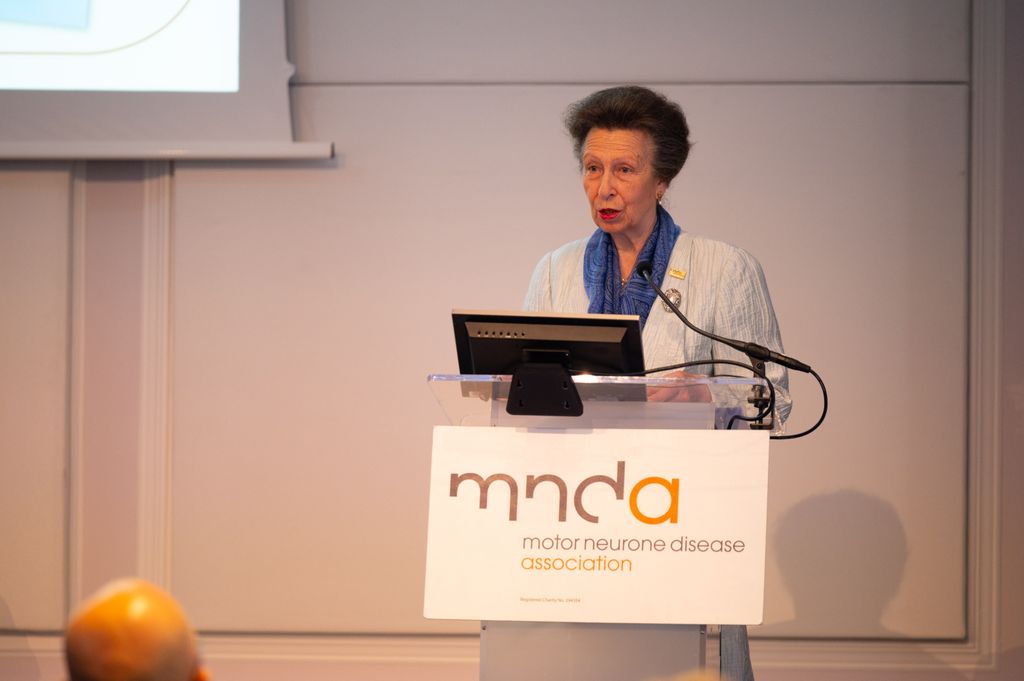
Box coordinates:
[524,230,792,426]
[525,229,780,680]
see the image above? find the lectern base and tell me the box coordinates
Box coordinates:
[480,621,709,681]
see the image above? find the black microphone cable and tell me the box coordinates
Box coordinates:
[769,366,827,440]
[574,358,775,429]
[625,358,776,431]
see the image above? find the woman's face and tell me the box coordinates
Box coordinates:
[581,128,668,245]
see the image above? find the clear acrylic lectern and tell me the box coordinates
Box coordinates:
[427,373,766,681]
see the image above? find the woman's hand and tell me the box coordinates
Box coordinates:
[646,370,713,403]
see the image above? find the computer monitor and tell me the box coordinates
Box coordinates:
[452,309,645,376]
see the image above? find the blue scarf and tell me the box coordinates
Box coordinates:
[583,204,681,329]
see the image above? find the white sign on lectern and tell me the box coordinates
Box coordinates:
[424,426,769,625]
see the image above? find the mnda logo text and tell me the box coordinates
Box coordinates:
[449,460,678,524]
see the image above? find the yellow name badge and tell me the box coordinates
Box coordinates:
[669,268,687,280]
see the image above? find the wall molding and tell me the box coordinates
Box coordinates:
[962,0,1005,668]
[137,160,175,586]
[0,635,61,655]
[201,633,479,663]
[65,161,88,616]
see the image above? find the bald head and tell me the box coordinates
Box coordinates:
[65,579,208,681]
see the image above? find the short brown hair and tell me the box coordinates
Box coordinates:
[565,85,691,183]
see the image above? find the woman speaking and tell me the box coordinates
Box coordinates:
[523,85,788,681]
[525,85,791,425]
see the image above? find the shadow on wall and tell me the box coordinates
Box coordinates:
[0,591,41,681]
[757,489,1024,679]
[771,488,908,638]
[757,490,979,679]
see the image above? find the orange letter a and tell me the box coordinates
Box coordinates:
[628,477,679,524]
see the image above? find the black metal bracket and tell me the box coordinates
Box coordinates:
[506,363,583,417]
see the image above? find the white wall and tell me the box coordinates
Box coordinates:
[167,81,969,640]
[1,1,1020,680]
[0,162,70,630]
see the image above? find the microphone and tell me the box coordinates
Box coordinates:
[635,260,812,373]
